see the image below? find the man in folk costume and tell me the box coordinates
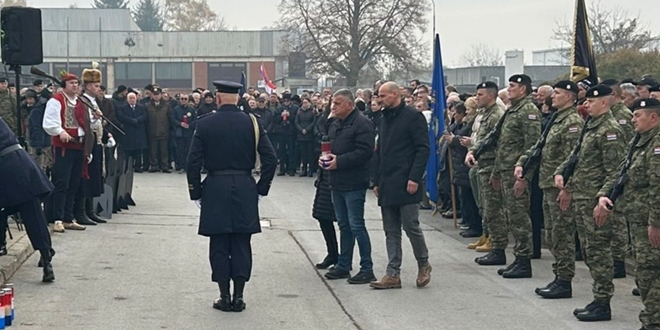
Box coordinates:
[72,63,111,226]
[42,71,102,233]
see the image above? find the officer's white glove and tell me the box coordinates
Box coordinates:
[194,200,202,209]
[258,195,265,202]
[106,135,116,148]
[87,154,93,164]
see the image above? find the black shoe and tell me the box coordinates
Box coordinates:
[38,249,56,267]
[460,229,482,238]
[89,215,107,223]
[531,252,541,259]
[419,204,432,210]
[308,172,314,177]
[162,169,172,173]
[232,296,246,312]
[324,268,351,280]
[86,199,107,223]
[42,263,55,283]
[347,271,377,284]
[0,246,7,256]
[277,172,286,176]
[299,171,308,177]
[287,172,295,176]
[213,295,232,312]
[498,260,518,275]
[315,255,338,270]
[75,216,97,226]
[613,260,626,278]
[632,287,640,296]
[573,301,598,316]
[502,258,532,278]
[134,169,143,173]
[575,250,584,261]
[475,249,506,266]
[576,301,611,322]
[539,279,572,299]
[535,277,557,294]
[148,168,159,173]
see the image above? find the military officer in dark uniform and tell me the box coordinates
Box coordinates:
[0,117,55,283]
[186,80,277,312]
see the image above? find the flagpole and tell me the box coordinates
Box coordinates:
[430,0,436,40]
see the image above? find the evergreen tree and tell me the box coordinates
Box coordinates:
[132,0,164,32]
[93,0,129,9]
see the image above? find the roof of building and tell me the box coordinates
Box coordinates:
[41,8,141,32]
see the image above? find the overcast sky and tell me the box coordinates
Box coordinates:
[28,0,660,66]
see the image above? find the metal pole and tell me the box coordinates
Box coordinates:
[99,17,102,62]
[66,17,70,71]
[430,0,436,38]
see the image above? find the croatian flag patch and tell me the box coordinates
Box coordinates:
[606,133,617,141]
[528,114,537,120]
[568,126,579,133]
[654,146,660,155]
[619,119,628,125]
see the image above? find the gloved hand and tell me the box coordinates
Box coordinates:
[258,195,264,203]
[87,154,93,164]
[36,148,43,156]
[131,118,138,125]
[106,136,116,148]
[194,200,202,209]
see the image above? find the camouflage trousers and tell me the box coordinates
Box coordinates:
[495,173,532,258]
[469,167,486,235]
[610,211,629,262]
[630,221,660,330]
[575,199,622,301]
[478,171,504,242]
[545,188,584,281]
[28,146,53,172]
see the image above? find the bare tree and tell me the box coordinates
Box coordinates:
[553,0,655,54]
[164,0,227,31]
[0,0,27,6]
[458,43,503,67]
[278,0,430,87]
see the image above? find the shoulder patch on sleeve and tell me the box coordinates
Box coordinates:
[528,114,537,120]
[618,119,628,125]
[606,133,617,141]
[654,146,660,155]
[568,126,579,133]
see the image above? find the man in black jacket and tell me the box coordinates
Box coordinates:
[322,89,376,284]
[371,82,432,290]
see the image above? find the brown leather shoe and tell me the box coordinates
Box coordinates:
[370,275,402,290]
[416,264,432,287]
[52,221,65,233]
[63,221,86,231]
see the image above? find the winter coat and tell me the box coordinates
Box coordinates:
[327,109,375,192]
[116,103,148,151]
[197,102,217,117]
[171,104,197,138]
[312,169,336,222]
[27,98,50,149]
[253,106,275,134]
[295,107,317,141]
[448,120,472,187]
[145,101,172,139]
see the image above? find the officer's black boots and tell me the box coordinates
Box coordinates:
[535,276,557,294]
[40,249,55,283]
[613,260,626,278]
[213,280,232,312]
[575,301,611,321]
[538,279,572,299]
[73,198,96,226]
[502,258,532,278]
[498,259,517,275]
[232,278,246,312]
[475,249,506,266]
[85,198,106,223]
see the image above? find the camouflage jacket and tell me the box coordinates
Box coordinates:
[0,89,17,134]
[610,102,634,143]
[517,106,583,189]
[555,111,625,200]
[470,102,504,173]
[598,125,660,226]
[491,96,541,178]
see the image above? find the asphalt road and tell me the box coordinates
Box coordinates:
[9,172,644,330]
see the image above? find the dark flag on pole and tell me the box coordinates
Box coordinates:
[238,70,247,96]
[570,0,598,85]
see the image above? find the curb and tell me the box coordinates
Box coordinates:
[0,227,35,286]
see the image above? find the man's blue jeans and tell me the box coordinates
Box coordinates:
[331,189,373,273]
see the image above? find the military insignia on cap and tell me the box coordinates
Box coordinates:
[568,126,579,133]
[606,133,617,141]
[212,110,216,113]
[566,85,571,90]
[618,119,627,125]
[517,78,522,83]
[641,101,646,107]
[481,83,486,88]
[187,112,191,117]
[593,90,599,96]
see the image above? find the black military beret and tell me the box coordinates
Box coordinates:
[600,79,619,87]
[0,77,7,83]
[553,80,578,93]
[585,84,613,98]
[33,79,43,86]
[24,90,38,99]
[282,92,292,100]
[621,78,635,84]
[634,76,658,87]
[632,98,660,110]
[116,85,127,93]
[649,85,660,93]
[509,74,532,85]
[476,81,498,90]
[212,80,242,94]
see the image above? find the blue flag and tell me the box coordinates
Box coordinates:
[426,34,446,211]
[238,71,247,96]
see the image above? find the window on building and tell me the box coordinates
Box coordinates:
[207,62,246,93]
[155,63,192,89]
[115,63,152,90]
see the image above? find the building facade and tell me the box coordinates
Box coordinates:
[19,8,288,95]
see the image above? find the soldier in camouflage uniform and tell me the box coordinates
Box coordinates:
[602,79,634,279]
[595,98,660,330]
[516,81,584,297]
[465,82,505,259]
[480,74,541,278]
[554,84,626,322]
[0,77,17,135]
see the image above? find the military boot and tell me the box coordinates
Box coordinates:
[498,259,518,275]
[85,198,107,223]
[535,276,557,295]
[40,249,55,283]
[73,198,96,226]
[573,300,598,316]
[575,301,611,322]
[232,278,247,312]
[502,258,532,278]
[632,287,640,296]
[475,237,492,252]
[475,249,506,266]
[467,235,487,250]
[538,279,572,299]
[212,280,232,312]
[613,260,626,279]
